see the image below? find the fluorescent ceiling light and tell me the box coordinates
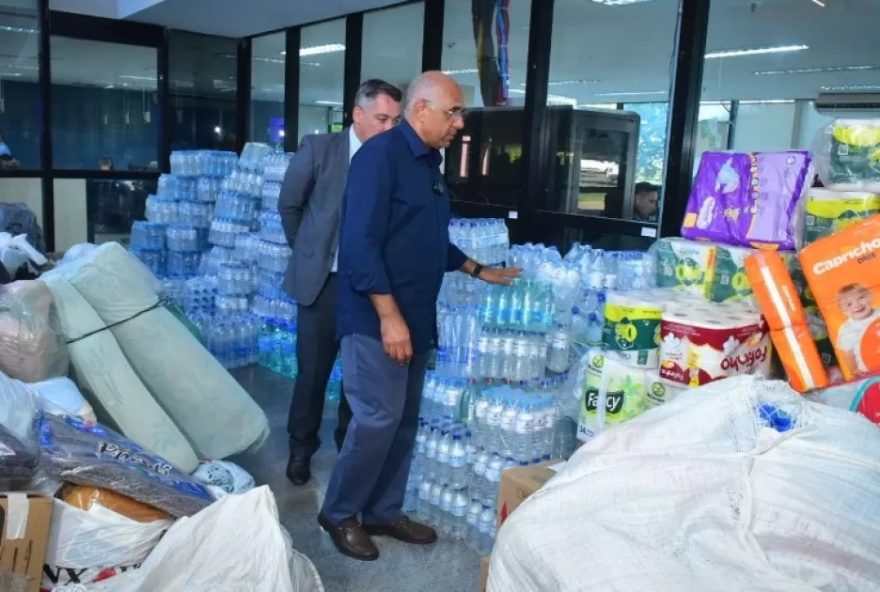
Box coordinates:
[821,83,880,92]
[754,65,879,76]
[315,100,343,106]
[442,68,479,75]
[705,44,808,59]
[299,44,345,57]
[0,25,37,34]
[591,0,653,5]
[739,99,795,105]
[119,75,156,81]
[811,0,825,6]
[594,90,666,97]
[549,79,599,86]
[0,72,22,77]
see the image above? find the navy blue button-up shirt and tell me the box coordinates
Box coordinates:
[337,119,468,353]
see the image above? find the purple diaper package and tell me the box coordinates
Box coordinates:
[681,151,812,250]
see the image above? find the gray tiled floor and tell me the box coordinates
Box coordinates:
[230,366,480,592]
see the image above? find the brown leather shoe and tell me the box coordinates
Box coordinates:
[317,513,379,561]
[363,515,438,545]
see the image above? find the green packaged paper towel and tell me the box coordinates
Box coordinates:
[803,188,880,245]
[826,120,880,191]
[654,238,716,296]
[577,349,648,441]
[706,244,755,303]
[602,291,664,368]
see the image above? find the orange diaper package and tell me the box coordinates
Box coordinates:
[745,251,828,392]
[800,214,880,382]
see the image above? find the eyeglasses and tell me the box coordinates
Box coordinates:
[424,99,468,121]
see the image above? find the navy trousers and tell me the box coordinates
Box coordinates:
[321,333,429,525]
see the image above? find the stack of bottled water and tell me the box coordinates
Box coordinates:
[449,219,509,267]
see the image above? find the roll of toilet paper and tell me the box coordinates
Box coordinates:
[577,349,649,441]
[659,303,771,387]
[654,238,716,296]
[645,370,685,408]
[602,291,664,368]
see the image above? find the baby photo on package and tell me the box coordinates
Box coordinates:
[800,214,880,381]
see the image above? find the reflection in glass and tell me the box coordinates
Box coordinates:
[87,178,157,245]
[170,31,237,151]
[362,3,423,91]
[0,1,40,169]
[51,37,158,170]
[250,33,285,146]
[298,19,345,142]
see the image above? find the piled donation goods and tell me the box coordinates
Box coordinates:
[483,118,880,591]
[0,148,323,590]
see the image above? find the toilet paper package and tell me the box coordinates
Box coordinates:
[653,238,715,296]
[645,370,685,408]
[813,119,880,192]
[659,302,771,387]
[681,150,812,250]
[706,244,756,303]
[602,291,664,368]
[577,349,649,441]
[803,188,880,245]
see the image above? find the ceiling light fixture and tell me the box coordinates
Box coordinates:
[442,68,479,75]
[119,75,156,81]
[590,0,653,5]
[0,73,22,77]
[548,79,599,86]
[811,0,826,6]
[315,100,343,106]
[705,44,808,59]
[820,83,880,92]
[754,65,878,76]
[299,43,345,57]
[0,25,37,34]
[739,99,796,105]
[593,90,667,97]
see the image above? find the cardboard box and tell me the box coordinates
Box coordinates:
[478,554,490,592]
[0,493,52,592]
[497,460,562,527]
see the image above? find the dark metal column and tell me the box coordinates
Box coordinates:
[659,0,710,238]
[422,0,445,71]
[521,0,555,243]
[284,27,301,151]
[157,28,171,172]
[236,37,252,153]
[342,13,363,127]
[38,0,54,251]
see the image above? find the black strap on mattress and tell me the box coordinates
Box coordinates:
[65,301,162,345]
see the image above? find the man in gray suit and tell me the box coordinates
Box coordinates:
[280,79,403,485]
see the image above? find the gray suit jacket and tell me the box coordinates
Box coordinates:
[279,130,350,306]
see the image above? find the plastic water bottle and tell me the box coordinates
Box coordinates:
[450,489,469,540]
[499,394,518,458]
[485,393,504,454]
[439,485,455,534]
[514,396,535,465]
[436,428,451,485]
[477,505,496,554]
[547,323,571,373]
[448,432,468,490]
[466,501,483,551]
[417,478,434,522]
[424,423,439,481]
[470,450,489,502]
[483,455,503,507]
[429,481,444,526]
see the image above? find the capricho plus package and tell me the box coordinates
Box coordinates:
[800,214,880,381]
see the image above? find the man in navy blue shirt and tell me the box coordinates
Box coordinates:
[319,71,519,560]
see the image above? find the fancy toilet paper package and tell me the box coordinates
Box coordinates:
[813,119,880,193]
[681,151,812,250]
[659,301,771,387]
[803,188,880,245]
[645,370,684,408]
[602,291,665,368]
[577,349,649,441]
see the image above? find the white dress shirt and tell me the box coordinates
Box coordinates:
[331,126,363,272]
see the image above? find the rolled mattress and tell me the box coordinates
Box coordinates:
[41,275,199,471]
[61,242,268,459]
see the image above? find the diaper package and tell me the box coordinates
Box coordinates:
[653,238,715,296]
[744,250,828,392]
[800,214,880,381]
[602,291,664,368]
[577,349,649,441]
[682,151,812,250]
[813,119,880,192]
[706,244,756,303]
[659,301,771,387]
[803,188,880,245]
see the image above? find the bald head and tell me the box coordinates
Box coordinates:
[404,71,466,149]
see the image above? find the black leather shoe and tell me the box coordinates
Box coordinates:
[286,457,310,486]
[318,513,379,561]
[363,515,437,545]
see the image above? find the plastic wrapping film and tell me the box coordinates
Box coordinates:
[60,484,170,523]
[0,368,39,489]
[812,119,880,193]
[0,202,45,254]
[50,242,268,460]
[489,376,880,592]
[36,414,215,517]
[0,280,69,382]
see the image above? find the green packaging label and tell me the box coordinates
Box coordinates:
[803,195,880,245]
[655,239,715,295]
[602,301,662,352]
[707,245,753,303]
[580,353,648,428]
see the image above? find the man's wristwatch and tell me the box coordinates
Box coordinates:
[470,263,484,279]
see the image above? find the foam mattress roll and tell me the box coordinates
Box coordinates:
[577,349,649,441]
[602,291,664,368]
[61,243,269,460]
[659,303,771,387]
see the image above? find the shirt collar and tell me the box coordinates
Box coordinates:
[399,119,432,159]
[348,126,363,162]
